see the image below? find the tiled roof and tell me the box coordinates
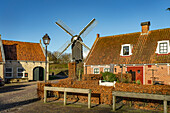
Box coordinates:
[0,49,2,62]
[85,28,170,65]
[2,40,45,61]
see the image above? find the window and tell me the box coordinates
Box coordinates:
[17,67,25,78]
[94,68,99,74]
[159,42,168,54]
[156,40,169,54]
[137,70,140,73]
[114,68,117,72]
[104,68,110,72]
[123,46,129,55]
[5,67,13,78]
[120,44,133,56]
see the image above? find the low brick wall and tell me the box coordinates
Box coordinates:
[82,73,132,82]
[37,78,114,105]
[82,74,102,81]
[116,73,132,83]
[37,78,170,111]
[115,83,170,95]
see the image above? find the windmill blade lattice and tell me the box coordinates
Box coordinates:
[78,18,98,38]
[56,40,72,58]
[56,19,75,36]
[76,40,90,50]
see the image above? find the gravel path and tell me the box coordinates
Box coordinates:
[0,82,38,112]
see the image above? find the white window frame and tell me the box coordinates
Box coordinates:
[5,67,13,78]
[120,44,133,56]
[155,40,169,54]
[17,67,25,78]
[104,68,110,72]
[93,68,100,74]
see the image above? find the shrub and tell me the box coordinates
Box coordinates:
[136,80,141,85]
[122,78,129,83]
[102,72,118,82]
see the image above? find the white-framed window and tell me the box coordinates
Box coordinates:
[5,67,13,78]
[104,68,110,72]
[94,68,99,74]
[17,67,25,78]
[120,44,133,56]
[156,40,169,54]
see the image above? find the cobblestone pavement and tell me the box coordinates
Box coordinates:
[0,82,163,113]
[0,81,38,112]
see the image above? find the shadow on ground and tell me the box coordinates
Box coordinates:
[0,98,39,112]
[0,84,31,93]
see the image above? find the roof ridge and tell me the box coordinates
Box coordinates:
[2,40,39,44]
[99,27,170,39]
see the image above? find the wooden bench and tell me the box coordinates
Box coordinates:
[112,91,170,113]
[44,86,92,108]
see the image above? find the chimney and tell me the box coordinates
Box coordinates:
[141,21,150,34]
[97,34,100,38]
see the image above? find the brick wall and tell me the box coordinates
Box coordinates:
[37,78,170,111]
[85,64,170,85]
[145,65,170,85]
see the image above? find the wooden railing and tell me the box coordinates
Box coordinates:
[112,91,170,113]
[44,86,92,108]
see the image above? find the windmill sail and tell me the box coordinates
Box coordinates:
[55,18,97,63]
[78,18,98,38]
[56,19,75,36]
[56,40,72,58]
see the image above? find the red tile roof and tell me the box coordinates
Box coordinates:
[85,28,170,65]
[2,40,45,61]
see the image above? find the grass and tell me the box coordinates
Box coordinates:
[49,63,68,75]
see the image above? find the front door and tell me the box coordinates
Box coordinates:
[127,67,143,84]
[33,67,44,81]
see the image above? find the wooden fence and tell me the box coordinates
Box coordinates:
[44,86,92,108]
[112,91,170,113]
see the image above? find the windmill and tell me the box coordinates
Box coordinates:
[55,18,97,63]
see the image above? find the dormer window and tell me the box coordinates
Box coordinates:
[120,44,133,56]
[156,40,169,54]
[123,46,129,55]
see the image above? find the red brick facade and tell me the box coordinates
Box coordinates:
[84,64,170,85]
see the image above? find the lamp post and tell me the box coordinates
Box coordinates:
[42,34,51,83]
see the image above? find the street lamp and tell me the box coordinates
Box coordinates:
[42,34,51,82]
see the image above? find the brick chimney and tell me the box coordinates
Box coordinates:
[96,34,100,38]
[141,21,150,34]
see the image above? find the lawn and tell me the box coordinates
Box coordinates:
[49,63,68,76]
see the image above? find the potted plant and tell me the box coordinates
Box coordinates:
[99,72,118,87]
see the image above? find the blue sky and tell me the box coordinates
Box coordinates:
[0,0,170,53]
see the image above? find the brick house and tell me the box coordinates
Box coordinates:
[84,21,170,85]
[0,35,49,82]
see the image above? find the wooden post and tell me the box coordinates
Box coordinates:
[79,70,81,81]
[64,91,67,105]
[113,95,116,111]
[88,90,91,109]
[164,100,167,113]
[44,89,47,103]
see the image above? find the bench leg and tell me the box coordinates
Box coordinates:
[113,96,116,111]
[88,93,91,109]
[44,89,47,103]
[164,100,167,113]
[64,91,67,105]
